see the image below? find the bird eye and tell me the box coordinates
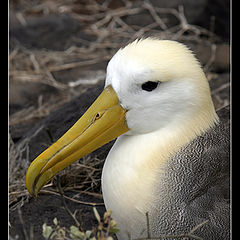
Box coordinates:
[141,81,159,91]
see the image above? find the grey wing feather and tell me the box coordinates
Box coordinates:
[153,106,230,239]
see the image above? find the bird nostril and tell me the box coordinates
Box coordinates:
[95,113,100,119]
[94,112,104,121]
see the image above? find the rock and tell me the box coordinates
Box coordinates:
[10,14,96,51]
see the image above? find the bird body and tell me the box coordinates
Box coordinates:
[102,106,229,239]
[25,38,230,240]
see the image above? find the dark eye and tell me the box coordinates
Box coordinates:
[141,81,159,91]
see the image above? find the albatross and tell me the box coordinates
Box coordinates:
[25,38,230,240]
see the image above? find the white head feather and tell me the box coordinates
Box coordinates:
[105,38,218,135]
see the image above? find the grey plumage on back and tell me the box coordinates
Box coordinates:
[149,106,229,239]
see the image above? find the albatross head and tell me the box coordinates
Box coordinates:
[106,38,215,135]
[25,38,217,196]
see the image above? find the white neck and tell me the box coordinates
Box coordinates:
[101,104,218,239]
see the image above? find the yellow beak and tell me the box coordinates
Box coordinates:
[25,85,129,196]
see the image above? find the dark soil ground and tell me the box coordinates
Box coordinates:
[9,0,230,239]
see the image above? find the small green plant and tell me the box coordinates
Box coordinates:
[42,207,119,240]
